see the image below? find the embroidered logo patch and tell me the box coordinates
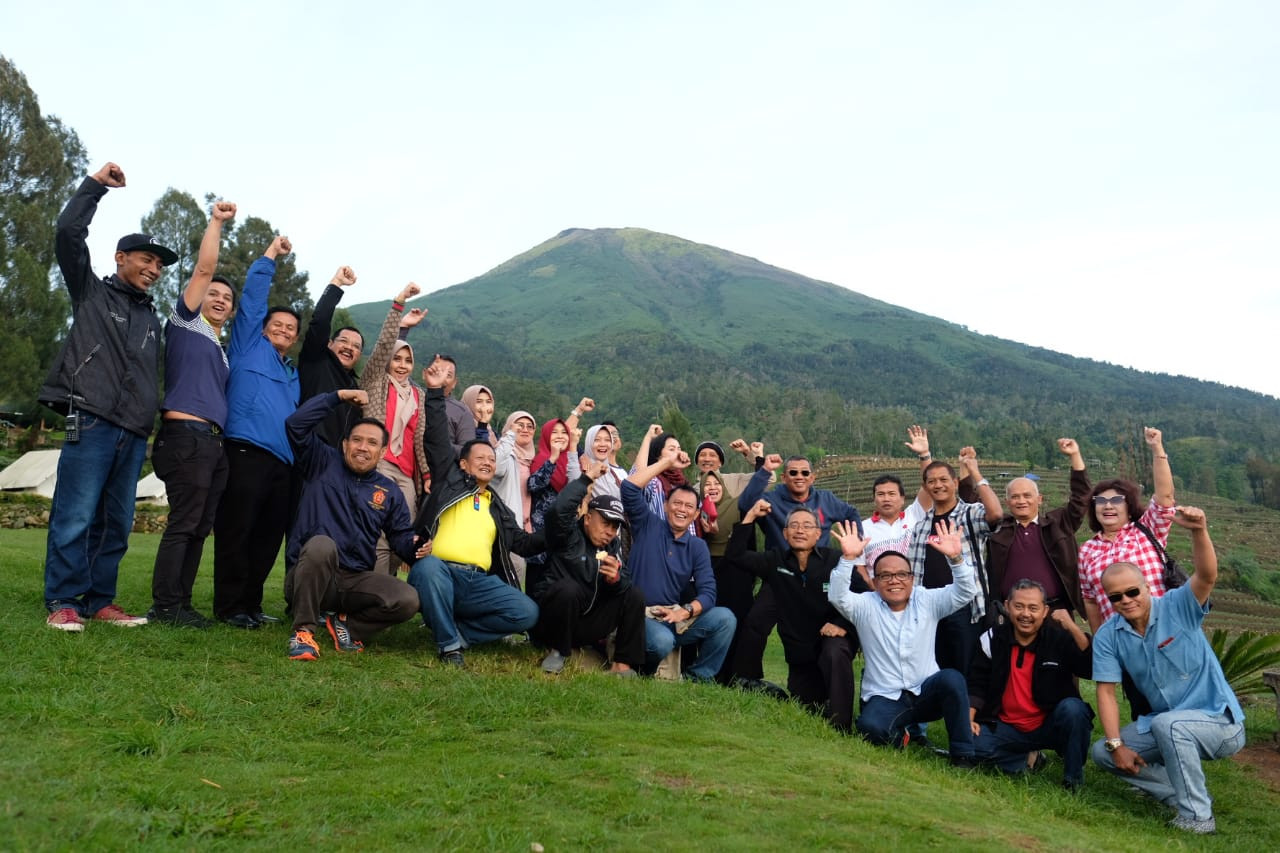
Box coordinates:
[369,487,388,511]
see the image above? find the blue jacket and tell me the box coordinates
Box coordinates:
[622,479,716,612]
[737,467,863,550]
[285,393,416,570]
[225,256,299,463]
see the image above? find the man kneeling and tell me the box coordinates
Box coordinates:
[283,390,425,660]
[828,521,979,765]
[968,580,1094,789]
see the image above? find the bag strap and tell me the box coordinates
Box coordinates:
[1132,519,1170,567]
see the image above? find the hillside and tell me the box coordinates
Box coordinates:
[342,227,1280,498]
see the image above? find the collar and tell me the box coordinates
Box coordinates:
[870,511,906,524]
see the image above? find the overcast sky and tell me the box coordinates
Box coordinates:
[7,1,1277,397]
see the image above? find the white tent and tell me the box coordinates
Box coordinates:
[0,450,61,498]
[135,472,168,505]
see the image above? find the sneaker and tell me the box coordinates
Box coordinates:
[147,605,211,629]
[220,612,260,630]
[253,612,281,624]
[47,608,85,632]
[439,649,465,668]
[949,753,980,769]
[323,613,364,652]
[1169,815,1216,835]
[91,604,148,627]
[288,630,320,661]
[541,649,568,674]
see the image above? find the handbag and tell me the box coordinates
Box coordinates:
[1133,520,1188,590]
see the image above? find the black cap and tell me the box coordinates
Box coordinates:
[116,233,179,266]
[588,494,627,524]
[695,441,725,466]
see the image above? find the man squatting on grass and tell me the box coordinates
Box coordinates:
[1090,506,1245,835]
[281,390,430,661]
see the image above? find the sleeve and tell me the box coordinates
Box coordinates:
[547,475,591,548]
[1139,499,1176,546]
[386,493,418,564]
[967,631,994,710]
[302,284,344,363]
[565,450,581,485]
[689,542,717,612]
[229,257,275,358]
[420,387,457,479]
[621,479,653,535]
[737,466,771,514]
[722,523,775,579]
[828,558,864,624]
[286,393,340,472]
[1063,468,1092,533]
[54,177,107,305]
[1077,542,1099,605]
[1091,622,1122,684]
[360,301,406,393]
[1068,631,1094,680]
[527,458,555,499]
[927,557,978,618]
[450,402,476,453]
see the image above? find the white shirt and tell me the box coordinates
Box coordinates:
[855,498,925,569]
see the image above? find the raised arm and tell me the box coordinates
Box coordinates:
[738,453,781,512]
[1058,438,1091,531]
[229,235,290,356]
[1146,427,1174,507]
[626,435,689,488]
[959,446,1003,520]
[302,265,357,360]
[182,201,236,313]
[56,163,124,303]
[1175,506,1217,606]
[630,423,662,475]
[904,425,934,510]
[361,283,420,388]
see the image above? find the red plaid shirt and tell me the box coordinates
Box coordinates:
[1077,499,1176,619]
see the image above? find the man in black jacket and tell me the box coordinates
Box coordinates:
[529,463,646,675]
[725,500,868,732]
[298,265,363,448]
[968,579,1094,789]
[405,359,544,667]
[41,162,175,631]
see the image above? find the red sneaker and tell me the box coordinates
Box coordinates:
[90,603,148,627]
[47,608,85,632]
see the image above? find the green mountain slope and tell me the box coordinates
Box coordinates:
[341,227,1280,497]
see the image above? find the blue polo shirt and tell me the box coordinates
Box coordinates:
[621,479,716,612]
[1092,584,1244,734]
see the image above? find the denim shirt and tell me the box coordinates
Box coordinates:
[1092,584,1244,734]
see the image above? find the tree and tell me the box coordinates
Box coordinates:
[217,215,312,321]
[139,188,206,315]
[0,56,87,416]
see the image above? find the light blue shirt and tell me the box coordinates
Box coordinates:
[829,556,977,702]
[1092,583,1244,734]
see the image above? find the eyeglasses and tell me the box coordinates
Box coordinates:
[876,571,913,582]
[1106,587,1142,604]
[514,422,535,431]
[787,469,812,477]
[785,522,818,531]
[1093,495,1126,506]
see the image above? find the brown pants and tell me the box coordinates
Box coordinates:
[284,536,420,641]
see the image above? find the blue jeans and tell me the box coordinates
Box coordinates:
[1092,710,1245,821]
[974,697,1094,785]
[44,414,147,614]
[855,669,974,757]
[644,606,736,681]
[407,556,538,653]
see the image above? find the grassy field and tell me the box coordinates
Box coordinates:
[2,528,1278,851]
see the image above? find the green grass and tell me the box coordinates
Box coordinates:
[2,529,1278,850]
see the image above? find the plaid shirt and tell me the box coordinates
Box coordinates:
[1077,499,1176,620]
[907,499,992,623]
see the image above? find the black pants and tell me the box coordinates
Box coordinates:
[713,556,758,683]
[934,607,981,678]
[213,440,292,619]
[788,636,857,733]
[150,421,227,610]
[533,577,647,669]
[282,536,420,640]
[732,583,776,680]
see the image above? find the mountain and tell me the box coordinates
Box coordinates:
[342,228,1280,501]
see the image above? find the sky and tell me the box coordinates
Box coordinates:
[6,1,1278,398]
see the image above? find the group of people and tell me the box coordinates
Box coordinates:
[39,165,1246,835]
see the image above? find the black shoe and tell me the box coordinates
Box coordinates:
[439,649,465,668]
[221,612,261,630]
[907,734,932,749]
[949,753,980,769]
[252,611,281,624]
[732,677,789,701]
[147,605,211,629]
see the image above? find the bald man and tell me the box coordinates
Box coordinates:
[980,439,1090,615]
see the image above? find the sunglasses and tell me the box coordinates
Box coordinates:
[787,469,813,477]
[1106,587,1142,604]
[1093,495,1126,506]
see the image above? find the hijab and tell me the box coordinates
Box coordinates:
[531,418,571,492]
[460,384,497,447]
[386,340,416,456]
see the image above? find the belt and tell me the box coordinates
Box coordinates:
[163,419,222,436]
[442,560,485,573]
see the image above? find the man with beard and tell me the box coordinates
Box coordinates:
[282,389,427,661]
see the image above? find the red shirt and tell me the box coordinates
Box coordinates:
[999,645,1046,732]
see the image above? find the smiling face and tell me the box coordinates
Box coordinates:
[460,442,497,486]
[782,508,821,551]
[512,416,536,448]
[1094,489,1130,533]
[263,310,299,355]
[782,458,813,499]
[328,330,363,370]
[696,447,721,473]
[342,423,385,475]
[1006,478,1043,523]
[202,280,235,329]
[1006,585,1049,643]
[665,487,699,536]
[1101,563,1149,625]
[470,390,494,424]
[592,429,613,459]
[702,474,723,504]
[873,553,914,610]
[924,464,957,512]
[115,249,165,291]
[388,345,414,382]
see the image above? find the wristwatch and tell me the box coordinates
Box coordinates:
[683,603,697,618]
[1104,738,1124,753]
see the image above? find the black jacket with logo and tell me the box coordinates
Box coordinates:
[968,618,1093,726]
